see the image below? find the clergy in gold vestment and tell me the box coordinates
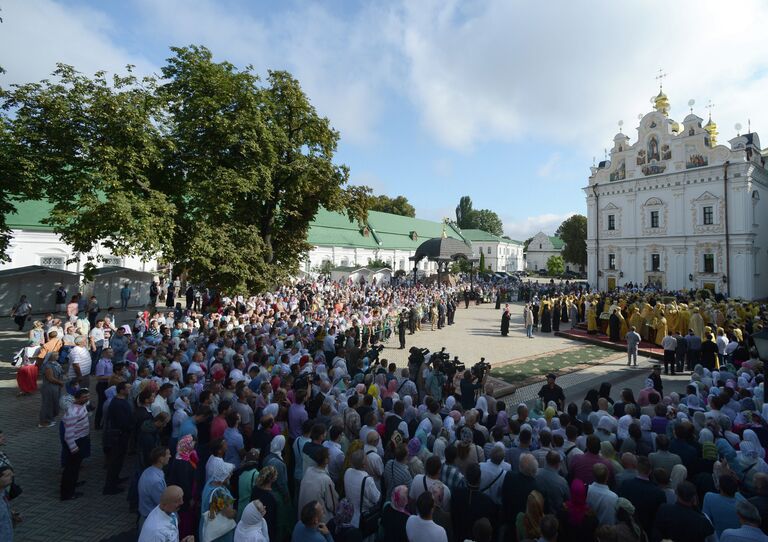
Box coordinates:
[690,308,705,339]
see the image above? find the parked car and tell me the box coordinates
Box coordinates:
[537,269,549,277]
[560,270,579,279]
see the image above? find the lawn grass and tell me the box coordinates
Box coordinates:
[491,345,618,384]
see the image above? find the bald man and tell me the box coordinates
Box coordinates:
[138,485,193,542]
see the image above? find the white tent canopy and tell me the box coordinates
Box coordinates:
[0,265,82,316]
[84,266,155,309]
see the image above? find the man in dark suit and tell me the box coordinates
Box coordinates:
[652,481,714,542]
[617,456,665,537]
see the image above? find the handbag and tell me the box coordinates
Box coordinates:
[201,510,237,542]
[358,475,381,537]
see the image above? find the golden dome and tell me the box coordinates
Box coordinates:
[704,117,718,147]
[654,90,670,116]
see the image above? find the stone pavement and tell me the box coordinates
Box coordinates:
[0,301,689,541]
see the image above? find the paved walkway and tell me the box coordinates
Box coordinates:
[0,301,689,541]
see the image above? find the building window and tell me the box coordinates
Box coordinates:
[608,253,616,270]
[703,253,714,273]
[651,253,660,271]
[102,257,122,267]
[539,243,542,249]
[650,210,659,228]
[607,214,615,230]
[487,247,491,254]
[703,206,713,225]
[40,256,66,270]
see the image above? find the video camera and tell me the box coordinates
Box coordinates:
[471,357,492,381]
[408,346,430,366]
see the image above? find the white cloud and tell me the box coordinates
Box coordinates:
[503,212,577,241]
[536,152,561,178]
[395,0,768,153]
[0,0,157,85]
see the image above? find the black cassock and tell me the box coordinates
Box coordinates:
[501,310,510,336]
[552,303,560,332]
[609,313,621,341]
[541,306,552,333]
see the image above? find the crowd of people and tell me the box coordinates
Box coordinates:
[2,276,768,542]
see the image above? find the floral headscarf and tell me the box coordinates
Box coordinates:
[176,435,198,467]
[391,485,410,515]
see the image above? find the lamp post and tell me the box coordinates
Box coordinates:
[752,327,768,382]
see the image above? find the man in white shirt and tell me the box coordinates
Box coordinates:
[68,336,92,389]
[478,445,509,505]
[139,485,192,542]
[323,426,346,485]
[406,491,448,542]
[364,431,384,487]
[151,384,174,418]
[409,456,451,509]
[586,463,617,525]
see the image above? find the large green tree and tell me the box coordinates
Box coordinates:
[454,195,504,236]
[456,195,474,229]
[473,209,504,237]
[556,214,588,267]
[3,64,175,275]
[1,46,370,290]
[369,194,415,217]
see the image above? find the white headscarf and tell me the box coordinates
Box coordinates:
[743,429,765,460]
[617,415,633,440]
[234,501,269,542]
[210,459,235,483]
[270,435,286,458]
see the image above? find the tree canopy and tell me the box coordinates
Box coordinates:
[547,255,565,276]
[368,194,415,217]
[0,46,370,290]
[556,214,587,267]
[454,195,504,237]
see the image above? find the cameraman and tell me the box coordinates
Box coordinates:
[459,369,485,410]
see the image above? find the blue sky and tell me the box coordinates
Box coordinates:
[2,0,768,240]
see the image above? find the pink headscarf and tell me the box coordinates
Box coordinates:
[391,485,410,515]
[565,479,589,525]
[176,435,198,468]
[382,379,397,399]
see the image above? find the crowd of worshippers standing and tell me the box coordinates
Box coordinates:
[2,277,768,542]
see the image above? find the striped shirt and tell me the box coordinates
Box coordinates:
[63,403,90,452]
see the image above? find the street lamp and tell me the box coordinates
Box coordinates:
[688,273,693,282]
[752,327,768,381]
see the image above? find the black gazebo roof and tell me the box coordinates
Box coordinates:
[410,236,475,263]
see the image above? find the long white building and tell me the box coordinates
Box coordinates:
[584,89,768,299]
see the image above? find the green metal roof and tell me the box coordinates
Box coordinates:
[459,228,521,245]
[5,199,55,231]
[307,208,381,249]
[365,211,465,250]
[549,236,565,250]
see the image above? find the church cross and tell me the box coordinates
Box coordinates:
[655,68,668,90]
[706,100,715,120]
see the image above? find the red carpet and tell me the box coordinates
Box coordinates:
[555,327,665,360]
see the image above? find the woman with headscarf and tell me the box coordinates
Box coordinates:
[557,479,598,542]
[516,490,545,541]
[200,459,236,542]
[250,467,279,542]
[381,485,410,542]
[167,434,199,539]
[234,499,269,542]
[406,437,425,476]
[262,434,295,540]
[669,464,687,501]
[613,497,647,542]
[454,428,484,475]
[327,498,362,542]
[737,440,768,496]
[600,441,624,477]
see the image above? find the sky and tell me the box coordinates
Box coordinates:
[2,0,768,241]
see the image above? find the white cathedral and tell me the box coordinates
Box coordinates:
[585,89,768,300]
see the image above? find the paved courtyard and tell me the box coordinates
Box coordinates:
[0,302,689,541]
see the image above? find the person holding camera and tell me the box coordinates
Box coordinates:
[460,369,485,410]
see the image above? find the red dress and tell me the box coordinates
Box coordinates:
[16,363,39,393]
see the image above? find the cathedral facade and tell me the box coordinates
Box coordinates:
[584,90,768,300]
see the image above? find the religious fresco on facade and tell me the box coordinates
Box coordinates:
[661,144,671,160]
[686,154,708,169]
[609,160,626,181]
[648,137,660,161]
[642,163,666,176]
[636,149,646,165]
